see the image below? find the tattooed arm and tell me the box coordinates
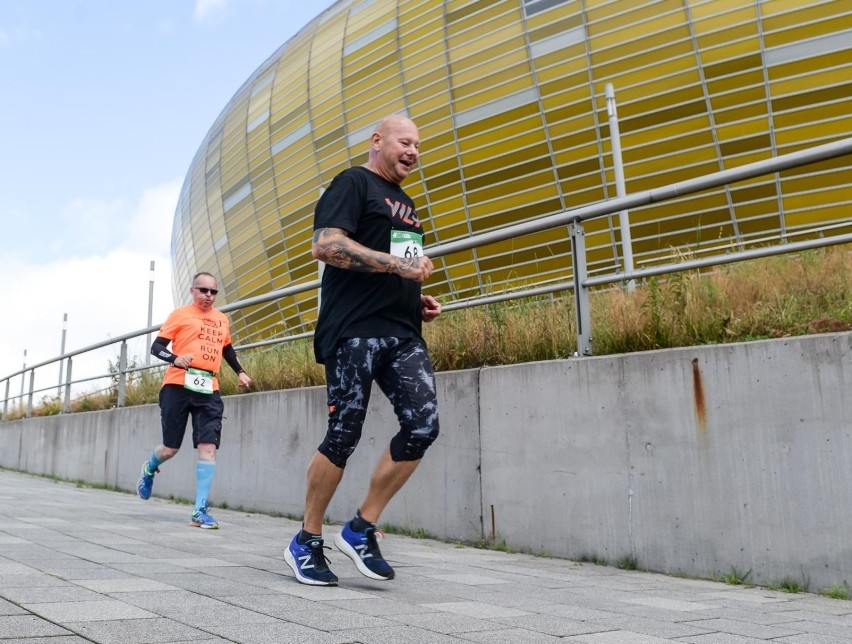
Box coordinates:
[312,227,434,283]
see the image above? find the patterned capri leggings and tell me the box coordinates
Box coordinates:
[318,337,440,468]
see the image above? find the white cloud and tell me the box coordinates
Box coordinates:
[47,179,181,260]
[0,248,175,404]
[194,0,229,22]
[60,197,127,254]
[125,179,183,256]
[0,180,182,405]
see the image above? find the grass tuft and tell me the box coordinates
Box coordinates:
[616,554,638,570]
[719,565,752,586]
[820,582,852,600]
[767,575,809,594]
[380,524,433,539]
[575,554,608,566]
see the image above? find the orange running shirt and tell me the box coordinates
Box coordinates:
[158,304,232,390]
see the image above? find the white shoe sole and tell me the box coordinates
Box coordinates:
[190,522,218,529]
[333,532,392,580]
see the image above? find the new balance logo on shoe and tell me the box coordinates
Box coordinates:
[334,521,394,580]
[284,534,338,586]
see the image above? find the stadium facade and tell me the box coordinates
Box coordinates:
[171,0,852,344]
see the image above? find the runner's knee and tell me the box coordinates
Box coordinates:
[389,423,439,461]
[318,425,362,468]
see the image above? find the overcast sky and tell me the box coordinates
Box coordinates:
[0,0,329,397]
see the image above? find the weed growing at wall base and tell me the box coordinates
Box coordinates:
[616,554,638,570]
[820,582,851,600]
[575,554,608,566]
[767,575,810,594]
[719,565,752,586]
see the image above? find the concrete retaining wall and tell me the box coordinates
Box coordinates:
[2,332,851,589]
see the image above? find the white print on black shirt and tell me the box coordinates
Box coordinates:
[386,198,420,227]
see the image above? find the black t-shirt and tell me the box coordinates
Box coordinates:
[312,166,426,364]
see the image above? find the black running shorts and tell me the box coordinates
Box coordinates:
[158,384,224,449]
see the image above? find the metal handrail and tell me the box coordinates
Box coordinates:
[3,136,852,419]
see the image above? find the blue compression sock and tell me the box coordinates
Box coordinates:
[195,460,216,511]
[146,450,163,473]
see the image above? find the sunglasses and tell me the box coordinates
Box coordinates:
[193,287,219,295]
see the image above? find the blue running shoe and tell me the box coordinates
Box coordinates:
[190,507,219,529]
[284,534,338,586]
[334,522,394,580]
[137,462,158,500]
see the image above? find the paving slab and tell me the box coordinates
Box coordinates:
[1,469,851,643]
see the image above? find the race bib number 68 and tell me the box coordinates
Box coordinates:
[390,230,423,259]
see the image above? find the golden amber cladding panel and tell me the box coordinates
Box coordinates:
[586,0,683,34]
[171,0,852,336]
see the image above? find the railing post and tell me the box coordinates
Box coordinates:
[146,261,155,366]
[570,221,593,356]
[19,350,25,407]
[118,341,128,407]
[57,312,68,397]
[63,358,73,413]
[26,370,35,418]
[3,379,8,420]
[606,83,635,293]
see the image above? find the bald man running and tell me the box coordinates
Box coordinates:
[285,114,442,586]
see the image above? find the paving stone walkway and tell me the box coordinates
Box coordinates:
[1,469,850,643]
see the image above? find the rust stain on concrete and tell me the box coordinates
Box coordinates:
[692,357,707,437]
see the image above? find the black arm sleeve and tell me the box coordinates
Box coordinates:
[151,336,177,364]
[223,343,244,374]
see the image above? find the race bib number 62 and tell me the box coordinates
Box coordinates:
[184,367,214,394]
[390,230,423,259]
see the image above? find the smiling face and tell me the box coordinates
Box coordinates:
[366,115,420,185]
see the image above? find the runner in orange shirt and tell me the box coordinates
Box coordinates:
[136,272,252,528]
